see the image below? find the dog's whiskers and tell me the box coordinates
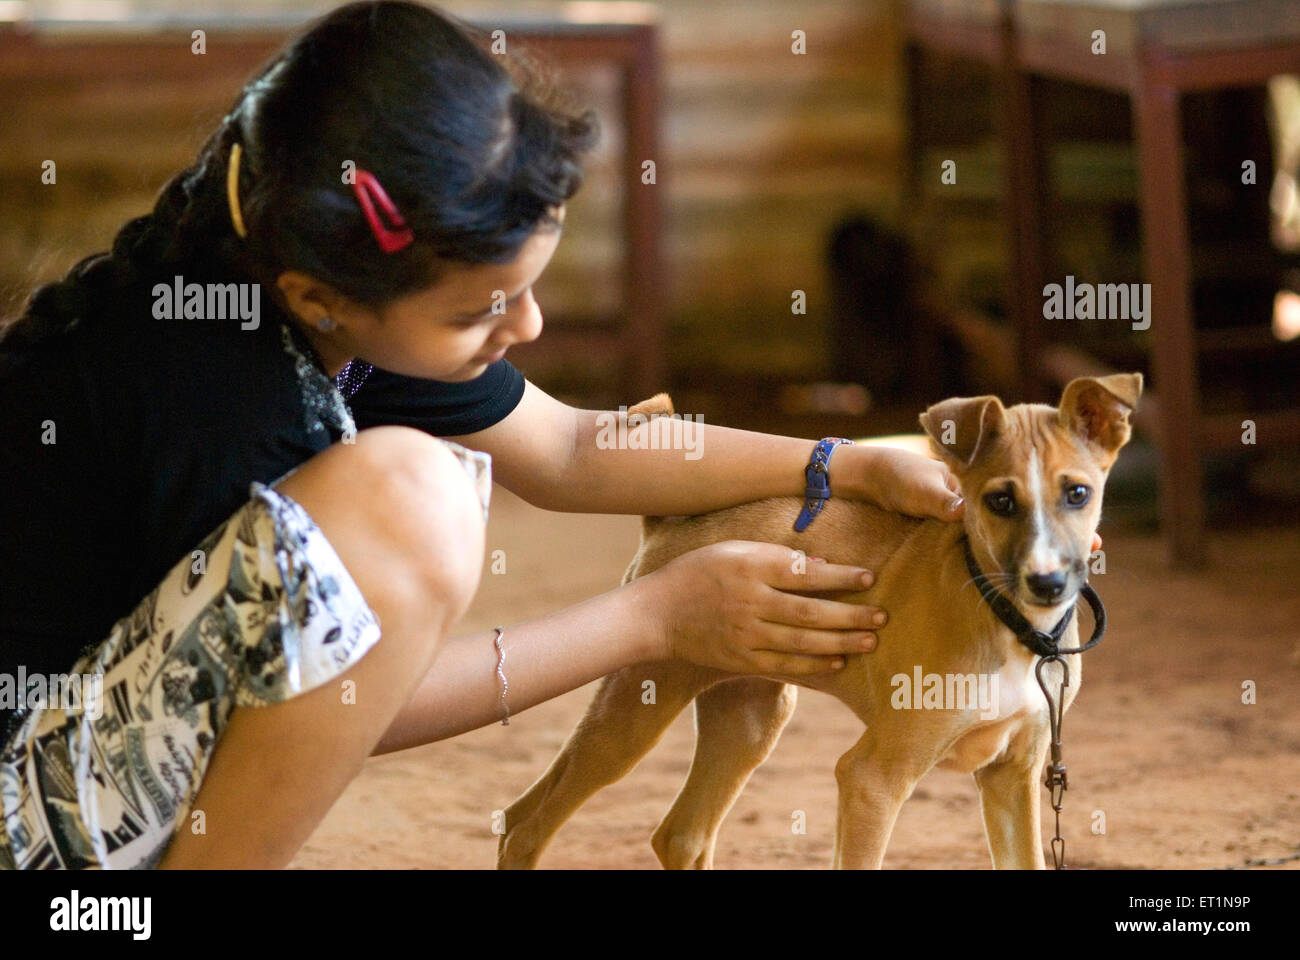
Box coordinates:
[960,570,1017,595]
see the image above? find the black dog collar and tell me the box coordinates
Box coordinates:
[960,534,1106,658]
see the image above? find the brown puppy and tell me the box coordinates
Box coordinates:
[498,374,1143,869]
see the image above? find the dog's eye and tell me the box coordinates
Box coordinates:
[983,491,1016,516]
[1064,484,1091,507]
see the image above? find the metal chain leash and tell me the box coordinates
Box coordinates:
[1036,653,1071,869]
[961,535,1107,871]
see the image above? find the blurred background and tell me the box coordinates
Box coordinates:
[2,0,1299,565]
[3,0,1297,871]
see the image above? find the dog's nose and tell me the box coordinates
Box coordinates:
[1025,570,1067,601]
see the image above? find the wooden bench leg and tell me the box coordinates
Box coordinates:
[999,20,1050,406]
[1133,73,1207,569]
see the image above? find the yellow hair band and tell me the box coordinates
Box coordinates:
[227,142,248,239]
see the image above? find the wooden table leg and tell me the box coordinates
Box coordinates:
[622,26,665,399]
[900,40,925,219]
[999,21,1050,405]
[901,38,945,403]
[1132,71,1207,569]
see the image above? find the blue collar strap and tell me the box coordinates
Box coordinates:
[794,437,854,531]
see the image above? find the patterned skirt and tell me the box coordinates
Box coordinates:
[0,440,492,869]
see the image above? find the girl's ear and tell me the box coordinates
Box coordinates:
[274,270,350,325]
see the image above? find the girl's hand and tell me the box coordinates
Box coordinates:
[639,540,883,676]
[837,445,965,521]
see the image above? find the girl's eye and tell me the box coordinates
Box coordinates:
[455,293,524,328]
[452,310,495,329]
[1064,484,1091,507]
[984,491,1016,516]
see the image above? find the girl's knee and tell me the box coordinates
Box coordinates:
[280,426,485,626]
[340,426,485,616]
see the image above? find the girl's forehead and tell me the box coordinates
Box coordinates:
[395,207,565,311]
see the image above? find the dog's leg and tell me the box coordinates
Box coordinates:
[832,723,950,869]
[832,731,906,869]
[973,740,1049,869]
[650,677,797,869]
[497,659,724,869]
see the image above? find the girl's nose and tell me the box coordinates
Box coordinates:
[501,291,543,346]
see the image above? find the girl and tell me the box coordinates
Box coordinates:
[0,1,965,870]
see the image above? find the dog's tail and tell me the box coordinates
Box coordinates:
[627,393,675,533]
[627,392,674,420]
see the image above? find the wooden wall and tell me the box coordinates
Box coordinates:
[0,0,911,390]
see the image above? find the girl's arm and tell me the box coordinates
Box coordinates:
[450,380,966,521]
[372,540,882,753]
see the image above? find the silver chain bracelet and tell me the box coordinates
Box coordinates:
[493,625,510,726]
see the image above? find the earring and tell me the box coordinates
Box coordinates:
[317,316,337,332]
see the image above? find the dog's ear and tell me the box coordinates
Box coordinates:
[627,392,674,419]
[1057,373,1143,463]
[919,395,1007,470]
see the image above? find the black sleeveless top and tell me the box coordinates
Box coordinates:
[0,271,524,741]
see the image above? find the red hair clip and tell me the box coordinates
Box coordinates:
[351,169,414,253]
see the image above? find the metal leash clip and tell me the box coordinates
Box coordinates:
[1036,653,1071,870]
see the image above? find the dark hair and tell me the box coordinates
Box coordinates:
[0,0,599,352]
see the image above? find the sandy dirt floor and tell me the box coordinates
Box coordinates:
[289,485,1300,870]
